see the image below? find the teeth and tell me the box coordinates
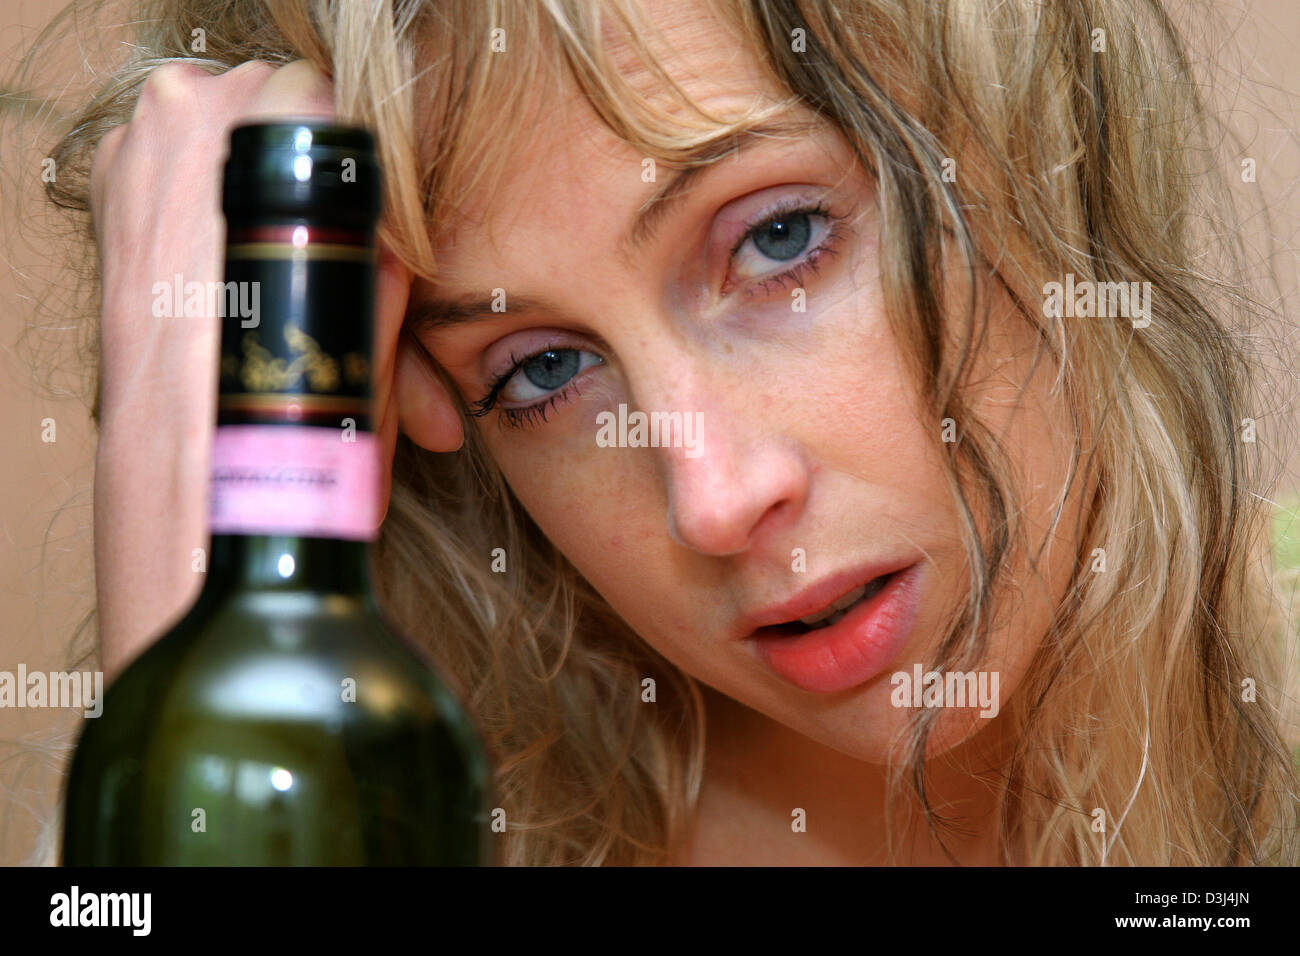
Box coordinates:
[832,585,866,611]
[798,585,863,626]
[797,576,887,628]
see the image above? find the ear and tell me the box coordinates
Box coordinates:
[373,244,464,522]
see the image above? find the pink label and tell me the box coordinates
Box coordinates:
[209,425,382,540]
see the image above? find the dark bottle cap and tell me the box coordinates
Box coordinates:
[222,120,382,230]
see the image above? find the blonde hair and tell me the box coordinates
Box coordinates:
[10,0,1300,864]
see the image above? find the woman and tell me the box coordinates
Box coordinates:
[17,0,1300,864]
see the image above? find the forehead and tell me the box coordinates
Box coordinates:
[431,0,797,247]
[600,0,773,103]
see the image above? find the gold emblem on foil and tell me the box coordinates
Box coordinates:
[237,325,340,391]
[343,352,370,386]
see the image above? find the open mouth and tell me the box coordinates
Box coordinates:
[762,570,895,635]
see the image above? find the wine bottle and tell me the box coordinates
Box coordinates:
[61,121,493,865]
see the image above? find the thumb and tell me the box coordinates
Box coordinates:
[373,245,465,525]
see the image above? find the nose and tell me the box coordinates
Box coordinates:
[651,376,811,557]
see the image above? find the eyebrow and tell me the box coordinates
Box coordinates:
[407,116,820,335]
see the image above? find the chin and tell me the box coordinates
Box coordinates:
[773,683,1012,767]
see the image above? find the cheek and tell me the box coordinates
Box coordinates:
[782,299,1081,762]
[786,267,950,486]
[487,413,668,597]
[787,332,936,481]
[496,434,715,669]
[916,312,1084,754]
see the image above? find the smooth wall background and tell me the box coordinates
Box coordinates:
[1,0,1297,865]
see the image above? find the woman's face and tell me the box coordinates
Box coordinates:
[398,0,1083,764]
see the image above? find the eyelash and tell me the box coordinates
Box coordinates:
[467,345,584,429]
[726,197,843,297]
[471,199,845,430]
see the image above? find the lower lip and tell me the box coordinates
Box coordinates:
[748,562,924,694]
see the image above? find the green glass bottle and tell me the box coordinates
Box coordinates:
[61,121,493,865]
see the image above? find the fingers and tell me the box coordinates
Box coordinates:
[88,123,127,224]
[393,332,466,453]
[373,241,412,519]
[88,57,344,672]
[373,241,411,430]
[373,240,466,520]
[243,58,334,121]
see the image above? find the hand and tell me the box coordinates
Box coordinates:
[88,60,463,682]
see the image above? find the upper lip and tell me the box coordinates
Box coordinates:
[737,559,914,638]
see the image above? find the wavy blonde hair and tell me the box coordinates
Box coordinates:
[9,0,1300,865]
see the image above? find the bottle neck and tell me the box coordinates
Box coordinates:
[205,533,372,596]
[205,220,382,597]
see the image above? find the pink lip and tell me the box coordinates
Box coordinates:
[747,562,924,694]
[737,559,912,636]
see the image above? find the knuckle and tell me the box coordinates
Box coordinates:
[247,59,335,115]
[224,58,277,79]
[135,61,207,112]
[89,124,127,195]
[92,122,125,166]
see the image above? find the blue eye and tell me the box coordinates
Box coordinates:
[751,212,813,261]
[728,199,843,291]
[469,346,602,429]
[510,349,580,397]
[470,198,846,430]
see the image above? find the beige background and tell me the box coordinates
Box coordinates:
[1,0,1297,865]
